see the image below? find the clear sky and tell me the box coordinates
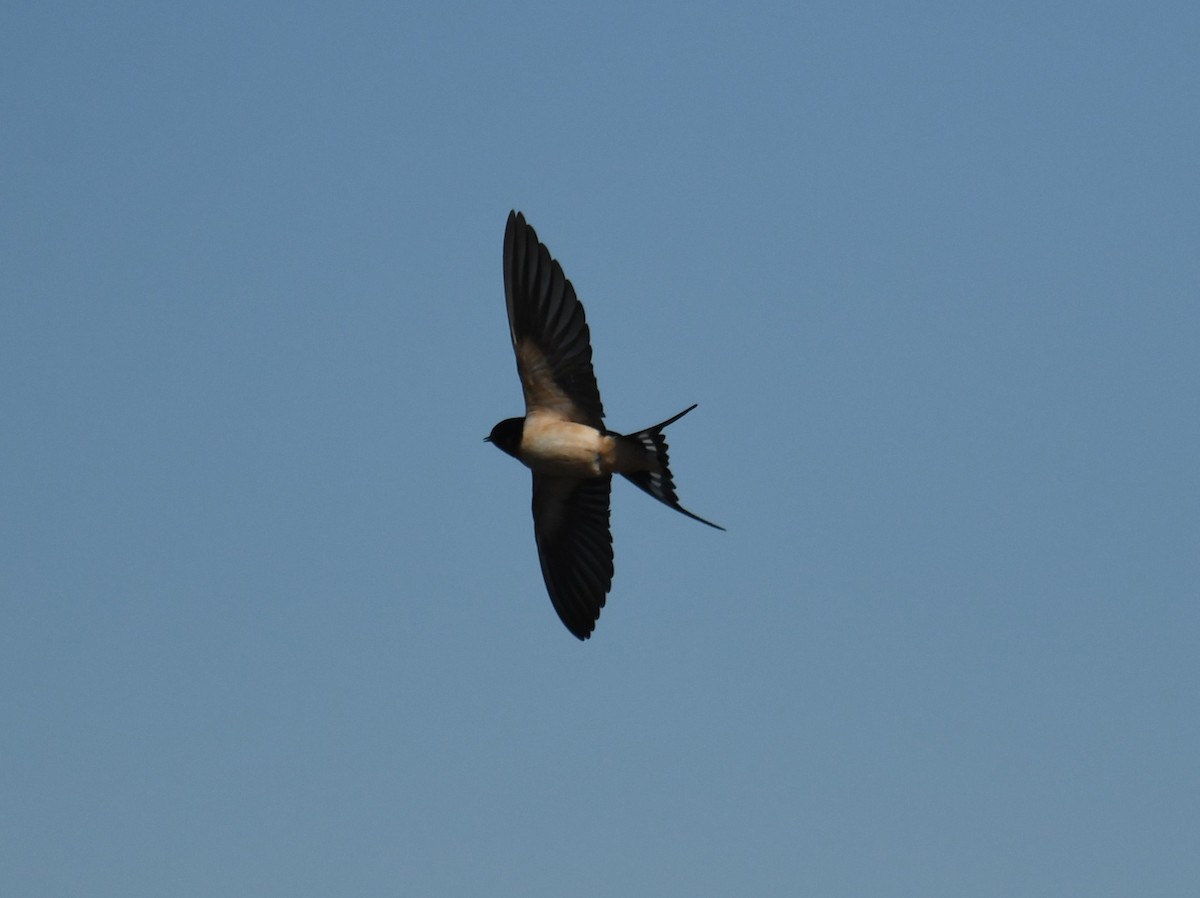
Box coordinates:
[3,2,1197,895]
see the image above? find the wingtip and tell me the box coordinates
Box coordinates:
[558,609,597,641]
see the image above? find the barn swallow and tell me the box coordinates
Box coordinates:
[487,210,723,640]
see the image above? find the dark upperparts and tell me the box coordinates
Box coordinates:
[486,417,524,458]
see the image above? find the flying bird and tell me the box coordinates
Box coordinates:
[487,210,723,640]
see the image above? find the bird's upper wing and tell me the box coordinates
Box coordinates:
[504,211,605,428]
[531,473,614,640]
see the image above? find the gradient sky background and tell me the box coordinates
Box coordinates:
[3,2,1198,896]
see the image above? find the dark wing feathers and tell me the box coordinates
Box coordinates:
[531,474,614,640]
[504,211,605,427]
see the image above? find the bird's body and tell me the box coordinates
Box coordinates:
[488,211,722,640]
[490,413,657,480]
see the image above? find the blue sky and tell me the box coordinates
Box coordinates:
[2,2,1198,895]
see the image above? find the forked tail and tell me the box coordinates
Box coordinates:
[617,404,725,530]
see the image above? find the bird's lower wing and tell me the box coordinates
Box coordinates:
[531,474,614,640]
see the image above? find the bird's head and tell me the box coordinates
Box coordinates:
[485,417,524,458]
